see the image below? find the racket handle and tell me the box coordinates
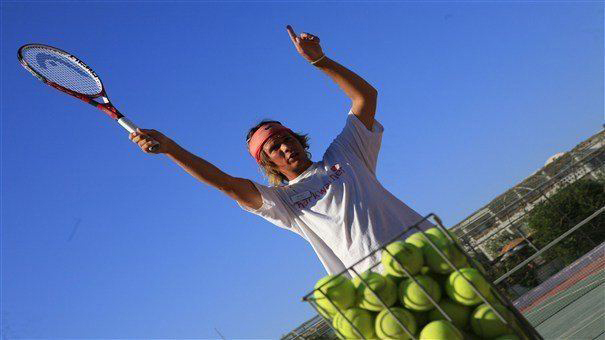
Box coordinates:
[118,117,160,152]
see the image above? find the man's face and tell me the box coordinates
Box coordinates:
[262,132,309,172]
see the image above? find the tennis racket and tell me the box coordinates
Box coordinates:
[18,43,159,152]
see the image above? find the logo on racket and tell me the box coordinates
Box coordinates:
[35,53,91,79]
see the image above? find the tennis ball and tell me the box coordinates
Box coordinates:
[405,232,430,250]
[445,268,492,306]
[316,305,333,320]
[313,275,356,319]
[470,303,511,338]
[424,227,456,244]
[419,266,432,276]
[399,275,442,311]
[385,272,405,286]
[407,233,467,274]
[419,320,464,340]
[333,307,376,339]
[375,307,417,339]
[353,271,397,311]
[382,241,424,278]
[424,237,468,274]
[428,299,471,329]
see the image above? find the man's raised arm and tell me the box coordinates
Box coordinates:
[130,129,262,210]
[286,25,378,131]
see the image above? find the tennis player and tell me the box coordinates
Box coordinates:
[130,25,428,276]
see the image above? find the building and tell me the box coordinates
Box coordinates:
[281,315,334,340]
[451,129,605,261]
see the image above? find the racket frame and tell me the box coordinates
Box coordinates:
[18,43,156,149]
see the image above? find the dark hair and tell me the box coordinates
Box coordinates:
[246,120,311,186]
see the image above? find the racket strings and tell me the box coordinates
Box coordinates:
[21,46,103,96]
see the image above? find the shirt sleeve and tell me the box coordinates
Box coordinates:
[236,180,303,236]
[324,110,384,175]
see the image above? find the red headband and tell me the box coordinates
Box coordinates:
[248,122,294,164]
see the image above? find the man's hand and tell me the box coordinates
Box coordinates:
[129,129,175,154]
[286,25,324,63]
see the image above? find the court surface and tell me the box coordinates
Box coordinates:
[523,269,605,339]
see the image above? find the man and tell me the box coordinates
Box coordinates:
[130,25,428,276]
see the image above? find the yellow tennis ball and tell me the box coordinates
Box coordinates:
[445,268,492,306]
[382,241,424,278]
[399,275,442,312]
[375,307,417,340]
[316,305,333,320]
[423,236,468,274]
[419,320,464,340]
[385,272,405,286]
[470,303,511,338]
[405,232,429,250]
[424,227,457,244]
[353,271,397,311]
[313,274,356,319]
[428,299,471,329]
[333,307,376,339]
[419,266,432,276]
[406,232,467,274]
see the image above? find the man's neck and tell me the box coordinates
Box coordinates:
[285,160,314,181]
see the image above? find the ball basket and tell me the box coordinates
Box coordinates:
[302,213,543,340]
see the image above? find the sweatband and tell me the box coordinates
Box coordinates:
[248,122,293,164]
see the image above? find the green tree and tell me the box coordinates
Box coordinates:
[526,178,605,264]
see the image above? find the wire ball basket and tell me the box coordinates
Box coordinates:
[302,213,543,340]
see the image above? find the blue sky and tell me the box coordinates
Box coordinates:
[2,1,603,338]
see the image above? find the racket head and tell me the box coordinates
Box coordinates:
[18,44,104,98]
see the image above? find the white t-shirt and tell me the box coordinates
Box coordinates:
[238,111,429,277]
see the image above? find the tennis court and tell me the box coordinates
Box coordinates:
[515,242,605,339]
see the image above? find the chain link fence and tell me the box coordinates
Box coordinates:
[452,130,605,324]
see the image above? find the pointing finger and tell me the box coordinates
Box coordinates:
[286,25,299,44]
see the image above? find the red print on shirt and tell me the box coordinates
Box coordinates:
[294,164,345,209]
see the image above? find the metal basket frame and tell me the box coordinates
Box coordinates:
[302,213,543,340]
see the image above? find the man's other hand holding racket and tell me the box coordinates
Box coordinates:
[130,129,173,154]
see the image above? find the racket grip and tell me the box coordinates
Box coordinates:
[118,117,161,152]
